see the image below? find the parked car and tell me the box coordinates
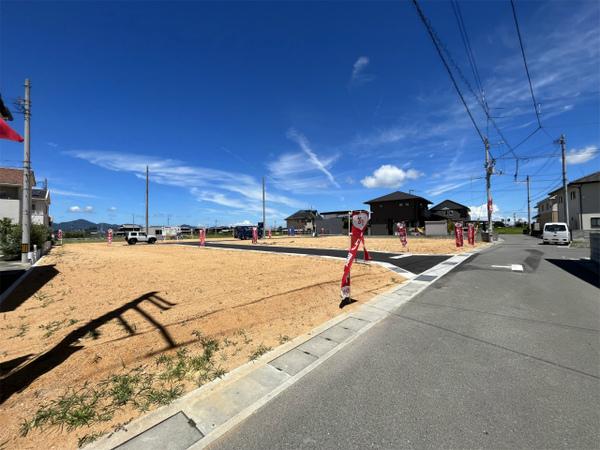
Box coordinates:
[542,222,570,245]
[126,231,157,245]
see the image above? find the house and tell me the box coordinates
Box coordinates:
[364,191,432,235]
[0,167,51,227]
[285,210,322,232]
[316,210,349,235]
[429,199,471,221]
[536,171,599,234]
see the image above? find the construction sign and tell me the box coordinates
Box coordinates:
[341,210,371,300]
[199,228,206,246]
[107,229,113,245]
[455,222,464,247]
[397,222,409,250]
[467,223,475,246]
[252,227,258,244]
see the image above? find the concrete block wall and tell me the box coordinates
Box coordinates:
[591,232,600,266]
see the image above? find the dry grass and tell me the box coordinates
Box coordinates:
[0,243,402,449]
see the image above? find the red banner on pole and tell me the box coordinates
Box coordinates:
[199,228,206,246]
[268,229,272,239]
[455,222,464,247]
[252,227,258,244]
[397,222,409,250]
[107,228,113,245]
[467,223,475,245]
[341,210,370,299]
[57,229,63,244]
[487,198,493,216]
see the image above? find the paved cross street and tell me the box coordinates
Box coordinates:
[209,235,599,449]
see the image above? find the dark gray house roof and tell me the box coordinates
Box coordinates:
[430,199,470,212]
[549,171,599,195]
[364,191,431,204]
[285,209,321,221]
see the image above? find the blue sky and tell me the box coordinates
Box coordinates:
[1,0,598,227]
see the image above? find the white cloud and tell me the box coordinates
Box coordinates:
[52,189,98,199]
[280,129,340,189]
[67,150,303,218]
[108,206,117,212]
[565,146,598,165]
[68,205,94,213]
[468,203,500,220]
[426,179,472,197]
[350,56,374,86]
[360,165,422,188]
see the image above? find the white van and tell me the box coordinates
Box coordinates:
[542,222,570,245]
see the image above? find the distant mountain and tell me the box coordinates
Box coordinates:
[52,219,120,232]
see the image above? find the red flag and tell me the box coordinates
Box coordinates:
[467,223,475,245]
[0,118,23,142]
[341,211,370,299]
[397,222,409,250]
[455,222,464,247]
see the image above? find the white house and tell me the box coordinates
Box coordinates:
[0,167,52,227]
[536,171,599,234]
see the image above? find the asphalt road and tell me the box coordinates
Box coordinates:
[179,241,450,275]
[210,235,599,449]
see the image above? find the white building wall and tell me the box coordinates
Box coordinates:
[0,199,21,223]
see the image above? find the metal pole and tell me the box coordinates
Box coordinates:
[145,165,149,234]
[559,134,570,228]
[526,175,531,234]
[485,137,494,235]
[262,176,266,239]
[21,79,31,263]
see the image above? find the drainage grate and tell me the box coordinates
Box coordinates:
[414,274,437,282]
[115,412,203,450]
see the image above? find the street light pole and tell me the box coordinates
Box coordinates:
[21,79,31,263]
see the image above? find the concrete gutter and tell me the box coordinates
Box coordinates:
[87,248,484,450]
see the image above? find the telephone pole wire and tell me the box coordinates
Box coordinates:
[21,79,31,263]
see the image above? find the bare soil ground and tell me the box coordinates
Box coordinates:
[0,243,402,449]
[211,235,485,254]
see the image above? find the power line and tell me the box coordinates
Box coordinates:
[510,0,542,128]
[411,0,486,144]
[450,0,485,107]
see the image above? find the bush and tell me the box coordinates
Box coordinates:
[0,218,50,260]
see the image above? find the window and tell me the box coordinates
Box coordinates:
[591,218,600,228]
[0,186,19,199]
[570,191,576,200]
[544,224,567,232]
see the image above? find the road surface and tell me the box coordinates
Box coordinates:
[210,235,599,449]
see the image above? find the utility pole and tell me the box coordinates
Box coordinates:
[484,137,494,236]
[526,175,531,234]
[559,134,569,228]
[21,79,31,264]
[145,165,149,234]
[262,176,266,239]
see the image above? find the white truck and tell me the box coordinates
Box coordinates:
[126,231,157,245]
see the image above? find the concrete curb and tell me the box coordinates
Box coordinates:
[87,247,484,450]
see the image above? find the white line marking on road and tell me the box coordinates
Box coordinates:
[491,264,524,272]
[390,253,412,259]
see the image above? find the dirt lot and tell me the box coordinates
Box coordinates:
[0,243,402,449]
[212,235,485,254]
